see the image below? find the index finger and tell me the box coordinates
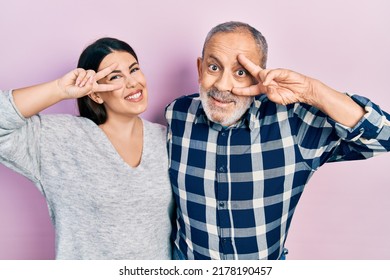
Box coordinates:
[237,54,263,79]
[94,83,122,93]
[232,84,265,96]
[95,63,119,81]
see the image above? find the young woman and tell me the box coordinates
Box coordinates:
[0,38,173,259]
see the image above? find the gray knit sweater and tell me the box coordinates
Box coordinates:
[0,90,173,259]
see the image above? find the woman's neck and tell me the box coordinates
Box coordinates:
[99,115,141,138]
[99,116,144,168]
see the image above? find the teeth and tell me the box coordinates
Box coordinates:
[126,92,141,100]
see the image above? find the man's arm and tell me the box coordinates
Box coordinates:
[232,54,365,128]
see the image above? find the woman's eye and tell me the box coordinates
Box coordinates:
[236,69,247,77]
[208,64,219,72]
[109,75,121,81]
[130,67,140,74]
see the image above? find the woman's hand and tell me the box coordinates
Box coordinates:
[57,63,121,99]
[13,63,122,118]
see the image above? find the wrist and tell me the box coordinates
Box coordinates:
[54,79,70,100]
[302,78,329,109]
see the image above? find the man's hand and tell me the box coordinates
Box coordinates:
[232,54,315,105]
[232,54,365,127]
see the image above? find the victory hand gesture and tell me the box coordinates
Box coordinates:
[57,63,121,99]
[232,54,315,105]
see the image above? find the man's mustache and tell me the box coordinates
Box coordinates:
[206,88,237,104]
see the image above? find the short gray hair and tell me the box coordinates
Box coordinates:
[202,21,268,68]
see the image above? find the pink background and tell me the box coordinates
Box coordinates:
[0,0,389,259]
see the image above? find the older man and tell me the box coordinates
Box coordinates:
[165,21,390,260]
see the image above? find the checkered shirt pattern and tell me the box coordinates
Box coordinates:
[165,93,390,259]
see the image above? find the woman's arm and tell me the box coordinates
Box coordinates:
[13,64,119,118]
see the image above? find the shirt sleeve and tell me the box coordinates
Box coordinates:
[291,93,390,169]
[326,94,390,162]
[0,90,42,186]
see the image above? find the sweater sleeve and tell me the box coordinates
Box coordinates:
[0,90,42,187]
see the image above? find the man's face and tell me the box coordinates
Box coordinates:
[198,31,262,127]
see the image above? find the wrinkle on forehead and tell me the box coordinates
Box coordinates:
[204,32,262,65]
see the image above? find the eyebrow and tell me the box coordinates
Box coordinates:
[207,55,221,65]
[207,55,242,68]
[109,62,139,74]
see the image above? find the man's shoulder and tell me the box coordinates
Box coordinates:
[166,93,201,113]
[165,94,202,124]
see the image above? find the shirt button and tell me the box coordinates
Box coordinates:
[219,166,225,172]
[221,132,226,136]
[219,202,225,208]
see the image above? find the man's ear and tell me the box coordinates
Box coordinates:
[88,92,104,104]
[197,57,203,83]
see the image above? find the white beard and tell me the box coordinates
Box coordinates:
[199,85,253,127]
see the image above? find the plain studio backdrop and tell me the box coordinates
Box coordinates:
[0,0,389,260]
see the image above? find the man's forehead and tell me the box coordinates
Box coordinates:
[204,32,262,65]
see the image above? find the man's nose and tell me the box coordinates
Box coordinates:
[214,71,234,92]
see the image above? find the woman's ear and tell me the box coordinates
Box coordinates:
[88,92,104,104]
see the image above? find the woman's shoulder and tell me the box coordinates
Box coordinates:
[142,119,167,147]
[39,114,97,134]
[40,113,92,124]
[142,119,167,134]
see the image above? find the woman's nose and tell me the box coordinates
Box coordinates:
[125,75,137,88]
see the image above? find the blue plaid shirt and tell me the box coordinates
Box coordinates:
[165,93,390,260]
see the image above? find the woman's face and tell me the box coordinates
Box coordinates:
[96,51,148,121]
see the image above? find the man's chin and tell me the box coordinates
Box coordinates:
[207,113,238,127]
[201,97,243,126]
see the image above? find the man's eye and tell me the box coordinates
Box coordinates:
[208,64,219,72]
[236,69,247,77]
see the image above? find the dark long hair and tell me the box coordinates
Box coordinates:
[77,37,138,125]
